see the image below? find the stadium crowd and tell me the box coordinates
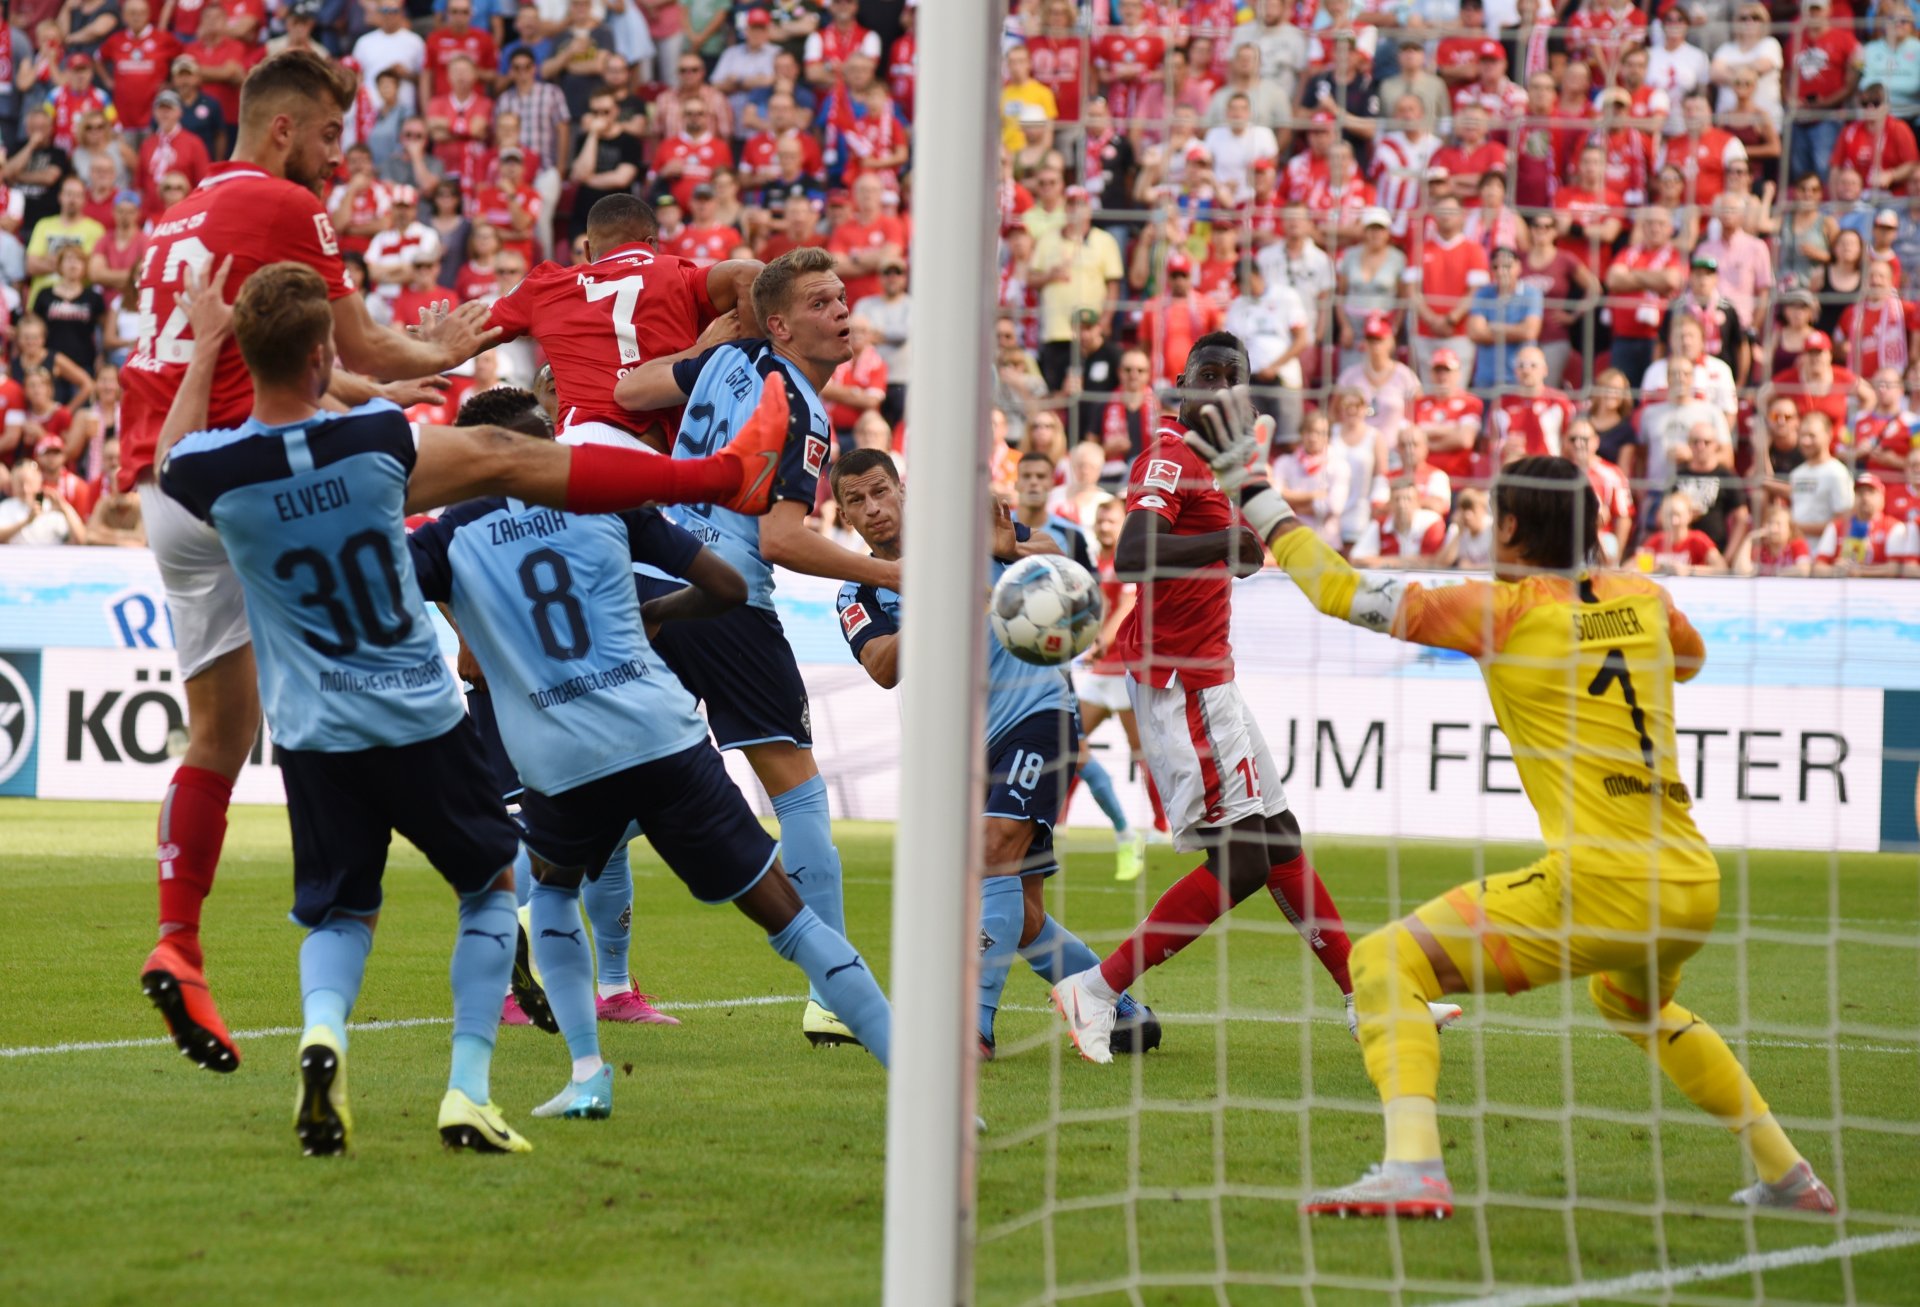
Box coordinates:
[3,0,1920,575]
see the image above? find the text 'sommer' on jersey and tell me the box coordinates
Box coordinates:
[1113,423,1237,689]
[659,339,831,610]
[408,500,710,797]
[158,400,462,751]
[1391,570,1717,882]
[120,163,356,492]
[836,538,1070,749]
[486,241,717,440]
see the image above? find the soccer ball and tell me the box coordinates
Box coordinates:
[990,555,1104,666]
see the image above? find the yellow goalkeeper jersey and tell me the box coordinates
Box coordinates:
[1275,532,1719,883]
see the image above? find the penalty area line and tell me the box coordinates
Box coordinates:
[0,993,807,1059]
[1438,1229,1920,1307]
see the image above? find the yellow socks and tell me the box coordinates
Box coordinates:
[1384,1096,1442,1164]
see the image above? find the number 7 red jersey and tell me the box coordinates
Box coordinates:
[486,240,719,445]
[118,162,356,492]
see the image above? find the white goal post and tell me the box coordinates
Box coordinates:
[881,2,1006,1305]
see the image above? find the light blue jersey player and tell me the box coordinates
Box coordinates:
[828,448,1161,1058]
[614,247,902,1048]
[154,259,784,1158]
[408,405,893,1116]
[1012,448,1141,879]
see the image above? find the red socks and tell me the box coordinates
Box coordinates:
[156,765,233,943]
[1267,853,1354,993]
[562,441,737,514]
[1099,864,1229,992]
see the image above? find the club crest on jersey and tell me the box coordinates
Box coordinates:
[1143,459,1181,493]
[312,211,340,257]
[803,434,829,479]
[840,602,872,639]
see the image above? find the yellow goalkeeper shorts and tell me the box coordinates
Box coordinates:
[1395,855,1721,1014]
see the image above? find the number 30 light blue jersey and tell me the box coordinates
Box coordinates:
[160,399,462,752]
[409,500,710,797]
[661,339,831,611]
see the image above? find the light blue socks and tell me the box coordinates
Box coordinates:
[769,775,846,1005]
[583,826,637,992]
[768,906,890,1067]
[449,887,516,1102]
[1079,756,1129,834]
[977,876,1024,1046]
[300,913,374,1046]
[530,879,599,1064]
[1017,912,1102,985]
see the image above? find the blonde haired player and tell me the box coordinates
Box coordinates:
[1178,390,1837,1220]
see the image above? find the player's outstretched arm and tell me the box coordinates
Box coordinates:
[761,498,904,591]
[1111,507,1266,581]
[155,256,235,466]
[331,292,500,383]
[611,306,744,413]
[1180,384,1498,654]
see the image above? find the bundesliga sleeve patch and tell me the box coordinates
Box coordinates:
[1143,459,1181,493]
[840,602,872,640]
[804,434,829,478]
[312,211,340,256]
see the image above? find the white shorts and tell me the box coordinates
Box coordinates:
[558,417,655,450]
[1128,673,1288,853]
[139,480,252,681]
[1076,670,1133,713]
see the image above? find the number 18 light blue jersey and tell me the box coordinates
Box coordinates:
[160,400,462,752]
[409,500,710,797]
[658,339,832,611]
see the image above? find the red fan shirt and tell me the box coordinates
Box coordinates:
[424,26,498,89]
[100,25,182,130]
[1608,243,1682,340]
[1026,35,1086,123]
[1415,233,1490,338]
[1493,388,1576,456]
[1411,392,1486,480]
[663,223,741,267]
[653,133,734,210]
[120,163,356,491]
[1838,297,1920,379]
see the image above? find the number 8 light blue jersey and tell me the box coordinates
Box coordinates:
[408,501,710,797]
[160,399,463,751]
[660,339,831,611]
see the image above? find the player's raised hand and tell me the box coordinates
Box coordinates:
[1182,384,1295,545]
[695,308,745,351]
[1182,383,1270,494]
[415,298,502,366]
[175,255,237,346]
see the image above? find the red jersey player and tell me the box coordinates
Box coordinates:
[128,51,499,1074]
[485,192,761,450]
[1049,332,1461,1062]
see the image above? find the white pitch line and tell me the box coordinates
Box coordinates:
[0,994,806,1059]
[10,995,1915,1060]
[1439,1229,1920,1307]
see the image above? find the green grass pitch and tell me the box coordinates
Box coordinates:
[3,798,1917,1306]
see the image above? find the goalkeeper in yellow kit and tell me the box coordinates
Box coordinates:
[1181,389,1837,1221]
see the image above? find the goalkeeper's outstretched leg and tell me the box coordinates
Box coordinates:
[1302,860,1834,1219]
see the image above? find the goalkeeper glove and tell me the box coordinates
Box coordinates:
[1184,385,1295,543]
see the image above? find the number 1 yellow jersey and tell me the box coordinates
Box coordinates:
[1393,571,1720,883]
